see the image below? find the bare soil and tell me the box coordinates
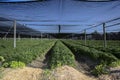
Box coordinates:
[0,67,43,80]
[1,62,120,80]
[99,66,120,80]
[0,46,119,80]
[47,65,96,80]
[0,66,96,80]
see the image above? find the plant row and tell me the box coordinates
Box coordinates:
[48,41,76,69]
[77,40,120,48]
[69,40,120,59]
[62,40,118,65]
[62,40,120,76]
[0,39,56,68]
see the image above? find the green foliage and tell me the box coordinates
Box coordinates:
[74,40,120,59]
[10,61,25,68]
[41,69,55,80]
[99,47,120,59]
[92,64,109,76]
[0,56,5,62]
[43,69,51,77]
[109,60,120,67]
[62,40,118,65]
[49,41,76,69]
[0,39,56,65]
[2,62,9,68]
[62,40,120,76]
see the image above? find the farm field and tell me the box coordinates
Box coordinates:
[0,0,120,80]
[76,40,120,48]
[67,40,120,59]
[0,39,56,64]
[0,39,120,80]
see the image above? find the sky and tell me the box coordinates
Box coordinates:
[0,0,120,33]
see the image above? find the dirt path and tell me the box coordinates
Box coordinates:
[0,66,97,80]
[43,65,96,80]
[99,66,120,80]
[0,67,43,80]
[28,43,54,69]
[28,49,52,69]
[28,56,47,68]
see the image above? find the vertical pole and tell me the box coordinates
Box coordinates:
[14,20,16,48]
[58,25,61,33]
[84,29,86,45]
[103,23,107,47]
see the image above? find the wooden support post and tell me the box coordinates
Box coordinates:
[58,25,61,33]
[103,23,107,47]
[14,20,16,48]
[84,29,86,45]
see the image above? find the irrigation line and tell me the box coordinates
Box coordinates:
[105,22,120,28]
[85,23,102,30]
[105,17,120,23]
[80,17,120,33]
[84,17,120,30]
[106,28,120,32]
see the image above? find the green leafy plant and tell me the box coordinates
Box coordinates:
[109,60,120,67]
[62,40,118,65]
[41,69,55,80]
[2,62,9,68]
[92,64,109,76]
[10,61,25,68]
[0,39,56,66]
[0,56,5,67]
[49,41,76,69]
[0,56,5,62]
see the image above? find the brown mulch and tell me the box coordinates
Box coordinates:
[0,67,43,80]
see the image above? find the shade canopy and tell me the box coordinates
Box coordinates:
[0,0,120,33]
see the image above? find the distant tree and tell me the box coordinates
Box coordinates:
[91,30,102,40]
[105,32,120,40]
